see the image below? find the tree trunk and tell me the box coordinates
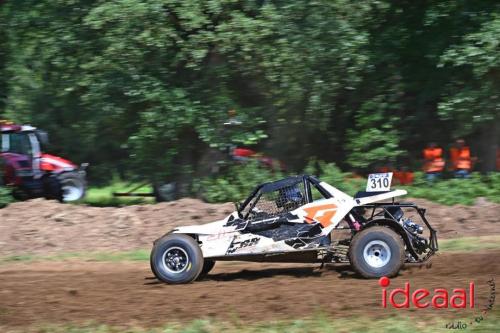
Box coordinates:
[478,117,499,173]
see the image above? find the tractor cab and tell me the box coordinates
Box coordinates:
[1,125,40,163]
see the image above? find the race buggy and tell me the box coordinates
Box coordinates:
[150,174,438,284]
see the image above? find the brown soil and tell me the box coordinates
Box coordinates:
[0,199,234,256]
[0,251,498,329]
[0,197,499,257]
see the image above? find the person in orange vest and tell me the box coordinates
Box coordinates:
[423,142,445,182]
[449,139,474,178]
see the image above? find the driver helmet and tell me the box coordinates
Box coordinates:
[277,185,304,209]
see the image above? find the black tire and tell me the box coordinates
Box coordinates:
[58,171,86,202]
[153,182,176,202]
[44,175,63,201]
[150,234,204,284]
[349,226,405,278]
[197,259,216,280]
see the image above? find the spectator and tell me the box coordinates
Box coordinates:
[449,139,474,178]
[423,142,445,182]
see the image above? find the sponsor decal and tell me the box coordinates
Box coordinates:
[226,237,260,254]
[303,203,337,227]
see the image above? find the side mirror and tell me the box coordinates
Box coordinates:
[35,130,49,148]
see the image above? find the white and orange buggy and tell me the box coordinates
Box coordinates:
[151,174,438,284]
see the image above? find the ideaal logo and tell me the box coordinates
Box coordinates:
[379,277,496,329]
[379,277,475,309]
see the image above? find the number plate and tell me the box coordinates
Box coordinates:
[366,173,393,192]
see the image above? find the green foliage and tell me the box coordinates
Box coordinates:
[199,160,365,204]
[0,186,13,208]
[402,172,500,205]
[304,160,364,196]
[83,165,500,207]
[84,181,155,207]
[198,161,284,203]
[0,0,499,184]
[437,10,499,146]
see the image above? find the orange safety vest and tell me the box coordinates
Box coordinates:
[423,147,445,173]
[450,147,472,171]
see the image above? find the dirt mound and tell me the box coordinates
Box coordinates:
[0,250,498,328]
[408,197,500,238]
[0,199,233,256]
[0,197,498,257]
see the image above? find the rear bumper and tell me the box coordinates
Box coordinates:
[358,202,438,262]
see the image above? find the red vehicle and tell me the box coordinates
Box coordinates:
[0,120,87,202]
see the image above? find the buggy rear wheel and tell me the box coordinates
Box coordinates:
[349,226,405,278]
[150,234,204,284]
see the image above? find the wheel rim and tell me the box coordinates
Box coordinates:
[61,179,84,202]
[363,240,391,268]
[161,247,189,274]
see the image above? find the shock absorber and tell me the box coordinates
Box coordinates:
[347,213,362,231]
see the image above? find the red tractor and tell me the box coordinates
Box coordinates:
[0,120,87,202]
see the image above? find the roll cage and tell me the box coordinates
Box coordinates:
[237,175,332,220]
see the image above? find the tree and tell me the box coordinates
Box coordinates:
[438,13,500,172]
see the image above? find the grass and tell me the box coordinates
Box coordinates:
[6,310,500,333]
[2,236,500,265]
[0,249,150,264]
[83,182,155,207]
[438,235,500,252]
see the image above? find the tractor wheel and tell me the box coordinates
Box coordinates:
[44,175,63,201]
[197,259,216,280]
[58,171,86,202]
[153,182,176,202]
[150,234,204,284]
[349,226,405,278]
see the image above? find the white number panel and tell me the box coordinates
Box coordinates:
[366,173,393,192]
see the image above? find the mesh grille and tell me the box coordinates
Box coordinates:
[246,181,307,221]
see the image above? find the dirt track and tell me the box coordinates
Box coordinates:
[0,197,499,256]
[0,198,499,330]
[0,251,498,329]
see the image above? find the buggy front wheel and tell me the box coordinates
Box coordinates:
[150,234,204,284]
